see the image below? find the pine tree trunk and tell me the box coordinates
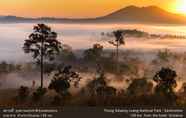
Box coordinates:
[116,43,119,73]
[40,41,44,88]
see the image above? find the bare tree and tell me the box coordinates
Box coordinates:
[108,30,125,73]
[23,24,62,88]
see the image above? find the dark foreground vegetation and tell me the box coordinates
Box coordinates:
[0,24,186,107]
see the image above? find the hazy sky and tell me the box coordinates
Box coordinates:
[0,0,185,18]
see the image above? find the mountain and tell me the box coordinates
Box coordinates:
[0,6,186,24]
[101,5,186,24]
[0,16,33,22]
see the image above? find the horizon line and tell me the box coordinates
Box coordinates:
[0,5,185,19]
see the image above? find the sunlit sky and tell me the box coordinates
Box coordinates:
[0,0,186,18]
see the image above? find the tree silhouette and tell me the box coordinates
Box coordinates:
[153,67,177,103]
[23,24,62,88]
[49,66,81,96]
[17,86,30,101]
[32,87,47,102]
[83,43,103,62]
[57,44,76,62]
[85,65,116,97]
[108,30,125,73]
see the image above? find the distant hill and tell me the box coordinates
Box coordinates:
[101,5,186,24]
[102,29,186,39]
[0,6,186,24]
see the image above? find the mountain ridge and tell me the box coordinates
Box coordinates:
[101,5,186,24]
[0,5,186,24]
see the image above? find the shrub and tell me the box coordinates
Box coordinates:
[17,86,30,101]
[157,49,173,62]
[85,72,116,97]
[127,78,153,97]
[51,95,63,106]
[32,87,47,101]
[83,43,103,62]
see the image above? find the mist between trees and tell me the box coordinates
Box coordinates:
[0,24,186,107]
